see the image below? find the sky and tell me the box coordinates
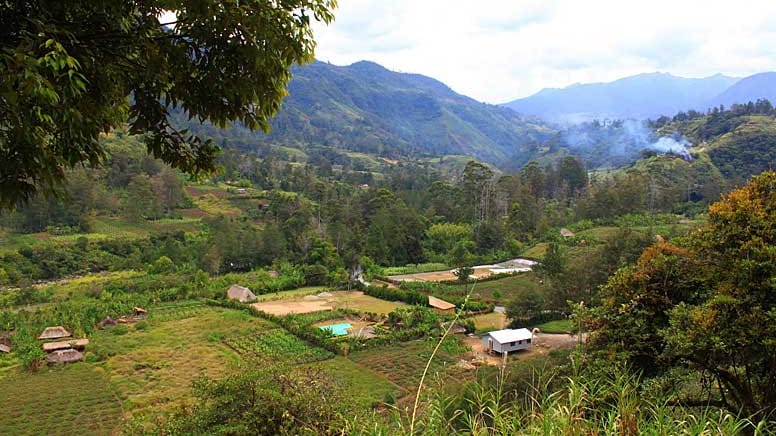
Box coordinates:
[311,0,776,103]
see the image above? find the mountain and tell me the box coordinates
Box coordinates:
[184,61,555,164]
[502,73,740,122]
[707,72,776,108]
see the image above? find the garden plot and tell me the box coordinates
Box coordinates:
[90,306,275,420]
[349,339,470,393]
[225,329,334,364]
[0,364,122,436]
[251,291,405,316]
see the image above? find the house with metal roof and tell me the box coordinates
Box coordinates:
[481,328,533,354]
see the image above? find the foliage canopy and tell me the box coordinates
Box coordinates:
[0,0,336,209]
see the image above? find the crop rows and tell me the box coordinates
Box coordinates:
[149,300,208,321]
[350,341,457,390]
[0,365,121,435]
[226,329,334,365]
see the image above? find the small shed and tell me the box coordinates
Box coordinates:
[0,344,10,353]
[47,349,84,364]
[227,284,256,303]
[38,326,71,341]
[428,295,456,314]
[482,328,533,354]
[560,228,575,238]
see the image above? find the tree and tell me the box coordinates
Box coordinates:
[507,288,544,326]
[161,366,342,435]
[0,1,336,209]
[588,171,776,418]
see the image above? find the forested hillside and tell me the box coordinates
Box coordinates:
[174,61,556,165]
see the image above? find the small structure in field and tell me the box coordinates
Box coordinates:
[482,328,533,354]
[38,326,71,341]
[227,284,256,302]
[98,317,118,329]
[0,344,10,353]
[428,295,456,314]
[47,349,84,364]
[42,339,89,352]
[133,307,147,316]
[560,228,575,238]
[442,322,467,335]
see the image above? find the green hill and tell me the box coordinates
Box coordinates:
[176,61,556,165]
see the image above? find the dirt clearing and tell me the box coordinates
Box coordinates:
[251,291,406,316]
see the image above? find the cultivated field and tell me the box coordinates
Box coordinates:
[0,364,122,436]
[252,291,406,316]
[349,338,470,394]
[90,304,274,418]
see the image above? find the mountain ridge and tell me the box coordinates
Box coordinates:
[502,72,743,122]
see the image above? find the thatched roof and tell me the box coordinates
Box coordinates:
[38,326,71,340]
[47,349,83,364]
[0,344,10,353]
[428,295,456,311]
[42,339,89,352]
[560,228,575,237]
[227,284,256,302]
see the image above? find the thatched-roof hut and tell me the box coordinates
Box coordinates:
[38,326,71,340]
[47,349,83,364]
[428,295,456,314]
[560,228,575,238]
[0,344,10,353]
[227,284,256,302]
[42,339,89,352]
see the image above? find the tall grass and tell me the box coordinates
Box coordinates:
[343,363,764,435]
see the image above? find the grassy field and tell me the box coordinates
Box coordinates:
[426,273,544,306]
[536,319,576,334]
[382,263,449,276]
[252,286,329,301]
[470,311,507,333]
[90,304,275,418]
[331,292,407,314]
[0,364,122,435]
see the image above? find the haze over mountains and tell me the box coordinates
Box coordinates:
[503,72,776,122]
[182,60,775,169]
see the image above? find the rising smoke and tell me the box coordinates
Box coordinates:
[561,119,693,165]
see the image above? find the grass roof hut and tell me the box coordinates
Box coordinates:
[47,349,83,364]
[42,339,89,352]
[0,344,10,353]
[38,326,71,340]
[560,228,575,238]
[227,284,257,303]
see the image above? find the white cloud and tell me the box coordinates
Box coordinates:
[311,0,776,103]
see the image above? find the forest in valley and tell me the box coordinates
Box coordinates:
[2,3,776,432]
[0,99,775,434]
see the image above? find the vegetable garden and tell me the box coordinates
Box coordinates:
[226,329,334,365]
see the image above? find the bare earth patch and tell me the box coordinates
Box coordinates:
[388,258,536,282]
[251,291,405,316]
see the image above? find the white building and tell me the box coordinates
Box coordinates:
[481,328,533,354]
